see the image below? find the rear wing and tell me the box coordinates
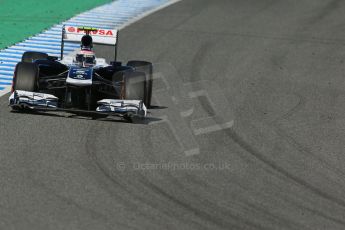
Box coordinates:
[60,26,119,60]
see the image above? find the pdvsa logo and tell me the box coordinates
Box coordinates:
[66,26,114,36]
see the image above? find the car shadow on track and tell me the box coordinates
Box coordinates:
[10,106,165,125]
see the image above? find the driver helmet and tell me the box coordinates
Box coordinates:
[75,50,96,67]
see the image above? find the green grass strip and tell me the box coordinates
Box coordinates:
[0,0,112,49]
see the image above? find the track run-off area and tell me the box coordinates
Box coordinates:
[0,0,113,50]
[2,0,345,229]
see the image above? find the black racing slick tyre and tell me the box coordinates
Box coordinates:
[12,62,39,91]
[21,51,48,63]
[124,71,146,103]
[127,60,153,107]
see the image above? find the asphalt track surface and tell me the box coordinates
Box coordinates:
[1,0,345,229]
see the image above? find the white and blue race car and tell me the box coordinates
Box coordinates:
[9,26,153,121]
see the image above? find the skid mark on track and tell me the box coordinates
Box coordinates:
[272,123,345,178]
[307,0,342,25]
[83,123,212,229]
[275,93,306,122]
[271,91,345,179]
[29,177,111,224]
[82,123,164,229]
[226,125,345,216]
[138,175,266,230]
[190,41,213,82]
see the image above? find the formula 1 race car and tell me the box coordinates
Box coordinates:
[9,26,153,121]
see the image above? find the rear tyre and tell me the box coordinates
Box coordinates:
[22,51,48,63]
[127,61,153,107]
[13,62,39,92]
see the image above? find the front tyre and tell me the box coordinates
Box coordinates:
[127,61,153,107]
[12,62,39,92]
[123,71,146,102]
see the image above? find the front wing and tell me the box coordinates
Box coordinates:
[9,90,147,119]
